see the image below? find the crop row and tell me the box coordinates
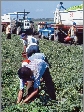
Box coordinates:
[1,34,83,112]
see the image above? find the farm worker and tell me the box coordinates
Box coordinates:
[17,59,56,104]
[68,22,78,44]
[27,33,39,45]
[21,53,48,93]
[54,2,66,24]
[21,52,47,95]
[21,33,40,58]
[6,23,11,39]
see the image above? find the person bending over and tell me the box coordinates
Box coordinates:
[17,59,56,103]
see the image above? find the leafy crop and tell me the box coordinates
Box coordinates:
[67,4,83,10]
[1,34,83,112]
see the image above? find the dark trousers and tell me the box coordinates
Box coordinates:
[42,68,56,100]
[6,33,11,39]
[25,68,56,101]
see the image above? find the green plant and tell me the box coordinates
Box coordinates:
[1,34,83,112]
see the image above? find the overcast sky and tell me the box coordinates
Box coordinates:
[1,1,83,18]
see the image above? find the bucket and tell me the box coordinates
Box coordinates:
[64,36,71,41]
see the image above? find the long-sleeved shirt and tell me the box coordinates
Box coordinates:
[20,59,49,90]
[56,4,66,10]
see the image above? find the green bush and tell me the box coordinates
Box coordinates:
[1,34,83,112]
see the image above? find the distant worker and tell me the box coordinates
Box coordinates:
[21,33,40,58]
[68,22,78,44]
[6,23,11,39]
[54,2,66,24]
[2,24,6,32]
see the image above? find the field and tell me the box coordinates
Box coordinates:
[1,34,83,112]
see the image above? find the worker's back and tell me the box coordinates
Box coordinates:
[27,35,38,45]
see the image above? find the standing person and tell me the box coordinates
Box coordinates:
[68,22,78,44]
[17,59,56,104]
[6,23,11,39]
[21,33,40,58]
[54,2,66,24]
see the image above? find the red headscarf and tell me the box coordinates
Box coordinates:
[22,59,31,64]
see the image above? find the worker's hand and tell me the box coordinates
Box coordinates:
[17,100,24,104]
[17,101,20,104]
[19,99,25,104]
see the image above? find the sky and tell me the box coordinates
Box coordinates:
[1,1,83,18]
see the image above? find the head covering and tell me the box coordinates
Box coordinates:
[73,22,76,26]
[22,59,31,67]
[20,33,27,39]
[22,59,31,63]
[60,2,63,4]
[17,66,31,79]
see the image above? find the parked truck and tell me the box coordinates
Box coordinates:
[53,8,83,44]
[38,22,55,40]
[1,10,34,35]
[16,19,34,35]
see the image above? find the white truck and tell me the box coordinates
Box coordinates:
[53,9,83,44]
[1,14,34,35]
[19,19,34,35]
[54,9,83,25]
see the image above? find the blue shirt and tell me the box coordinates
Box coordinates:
[28,53,46,61]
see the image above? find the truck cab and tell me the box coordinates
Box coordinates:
[24,20,31,29]
[18,19,34,34]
